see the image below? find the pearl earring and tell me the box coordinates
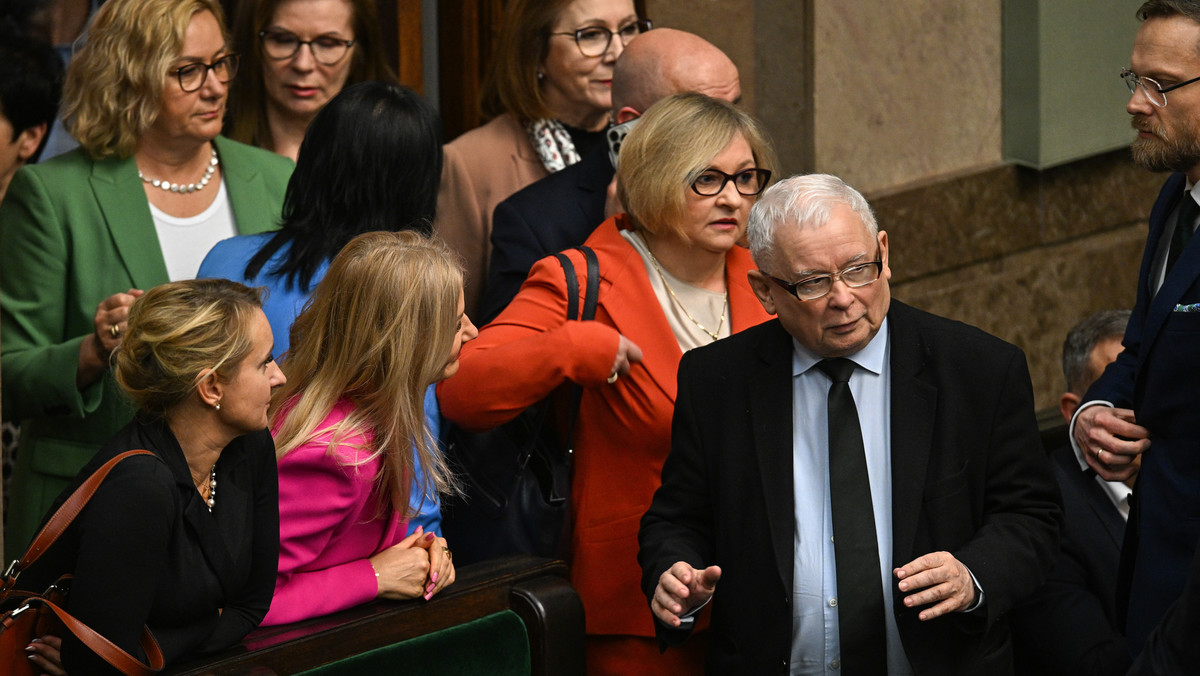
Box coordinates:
[214,402,221,411]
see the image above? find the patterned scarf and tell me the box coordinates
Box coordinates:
[526,118,582,173]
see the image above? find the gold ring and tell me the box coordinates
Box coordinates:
[607,372,619,384]
[109,324,120,338]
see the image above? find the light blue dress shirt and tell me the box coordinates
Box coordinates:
[789,318,913,675]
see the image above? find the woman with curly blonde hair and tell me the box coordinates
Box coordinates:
[0,0,293,562]
[262,231,476,625]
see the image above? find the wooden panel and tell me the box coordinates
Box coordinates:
[438,0,505,141]
[395,0,425,91]
[170,557,581,675]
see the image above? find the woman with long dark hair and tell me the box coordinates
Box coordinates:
[199,80,445,534]
[199,80,442,358]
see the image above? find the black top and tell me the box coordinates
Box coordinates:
[483,143,614,323]
[1011,445,1129,675]
[16,417,280,674]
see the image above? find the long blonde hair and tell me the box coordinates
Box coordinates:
[270,231,462,516]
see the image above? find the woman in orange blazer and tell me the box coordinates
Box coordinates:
[438,93,777,675]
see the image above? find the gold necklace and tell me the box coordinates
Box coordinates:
[644,245,727,342]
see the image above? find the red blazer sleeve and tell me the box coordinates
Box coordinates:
[438,250,620,431]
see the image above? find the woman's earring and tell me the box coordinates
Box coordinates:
[537,71,545,81]
[214,401,221,411]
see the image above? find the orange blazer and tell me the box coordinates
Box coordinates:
[438,214,772,638]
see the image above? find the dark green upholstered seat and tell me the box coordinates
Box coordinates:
[295,610,531,676]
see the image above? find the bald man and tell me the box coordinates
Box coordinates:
[480,28,741,322]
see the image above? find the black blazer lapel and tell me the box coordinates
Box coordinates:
[887,302,938,567]
[573,146,614,227]
[148,421,240,592]
[748,321,798,590]
[211,441,252,579]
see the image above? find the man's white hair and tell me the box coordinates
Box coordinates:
[747,174,878,275]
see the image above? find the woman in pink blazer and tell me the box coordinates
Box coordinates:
[438,93,776,675]
[261,231,477,626]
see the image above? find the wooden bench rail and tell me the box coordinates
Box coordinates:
[170,556,583,676]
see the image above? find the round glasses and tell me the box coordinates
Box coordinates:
[1120,67,1200,108]
[691,168,772,197]
[260,30,356,65]
[173,54,239,93]
[767,258,883,302]
[551,19,652,57]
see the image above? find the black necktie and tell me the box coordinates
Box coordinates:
[1167,193,1199,276]
[816,358,887,675]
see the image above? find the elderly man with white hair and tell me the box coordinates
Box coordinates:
[638,174,1062,675]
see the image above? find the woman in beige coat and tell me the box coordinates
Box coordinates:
[436,0,651,315]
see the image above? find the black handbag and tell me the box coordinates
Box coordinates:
[441,246,599,565]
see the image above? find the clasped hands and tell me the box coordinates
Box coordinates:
[1073,405,1149,482]
[369,525,455,602]
[651,550,977,627]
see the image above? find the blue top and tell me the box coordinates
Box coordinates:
[198,233,443,535]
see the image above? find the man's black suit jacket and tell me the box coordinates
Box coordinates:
[639,301,1062,675]
[482,144,613,323]
[1083,172,1200,653]
[1011,446,1129,675]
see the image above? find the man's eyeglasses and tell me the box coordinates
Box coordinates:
[173,54,239,93]
[1120,67,1200,108]
[691,168,772,197]
[766,254,884,302]
[260,30,356,65]
[551,19,652,58]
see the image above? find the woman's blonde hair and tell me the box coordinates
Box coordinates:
[617,92,777,239]
[270,231,463,517]
[115,279,264,419]
[62,0,227,159]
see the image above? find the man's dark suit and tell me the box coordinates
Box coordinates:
[1082,172,1200,653]
[1011,446,1129,676]
[639,301,1062,675]
[481,144,614,323]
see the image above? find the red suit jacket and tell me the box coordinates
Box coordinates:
[438,214,771,639]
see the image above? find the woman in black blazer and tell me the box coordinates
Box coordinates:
[19,278,285,674]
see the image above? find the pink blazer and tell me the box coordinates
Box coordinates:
[262,398,406,626]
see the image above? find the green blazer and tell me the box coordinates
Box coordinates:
[1,136,293,559]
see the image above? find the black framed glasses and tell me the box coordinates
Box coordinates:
[260,29,356,65]
[173,54,238,93]
[1120,67,1200,108]
[551,19,652,57]
[691,168,772,197]
[766,252,883,302]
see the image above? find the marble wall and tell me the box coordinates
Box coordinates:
[645,0,1156,411]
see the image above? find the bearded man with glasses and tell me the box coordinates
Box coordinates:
[1073,2,1200,671]
[639,173,1062,675]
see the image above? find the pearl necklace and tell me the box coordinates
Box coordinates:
[138,147,219,194]
[645,246,728,342]
[195,463,217,512]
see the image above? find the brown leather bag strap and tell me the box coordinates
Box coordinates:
[6,450,156,579]
[30,597,164,676]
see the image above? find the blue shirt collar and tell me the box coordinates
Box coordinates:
[791,316,890,377]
